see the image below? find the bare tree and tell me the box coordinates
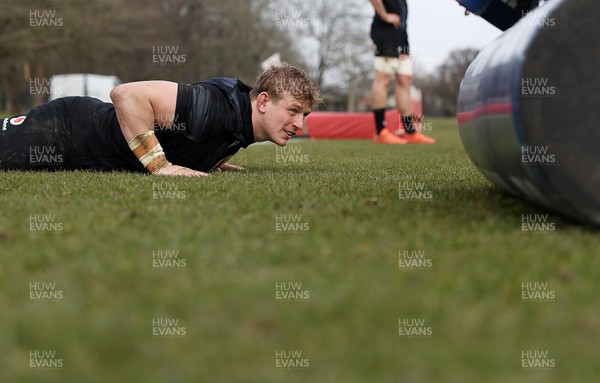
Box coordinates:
[418,48,479,116]
[269,0,372,110]
[0,0,304,112]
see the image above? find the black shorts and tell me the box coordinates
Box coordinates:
[0,98,73,170]
[0,97,142,171]
[370,22,409,57]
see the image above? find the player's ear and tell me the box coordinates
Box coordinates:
[256,92,270,113]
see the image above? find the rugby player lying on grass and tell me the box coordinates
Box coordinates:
[0,63,322,176]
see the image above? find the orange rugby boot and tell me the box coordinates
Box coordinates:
[375,128,408,144]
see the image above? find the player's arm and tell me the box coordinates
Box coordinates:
[110,81,208,177]
[369,0,400,28]
[215,163,245,172]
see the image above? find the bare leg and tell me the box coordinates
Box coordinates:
[394,73,413,118]
[371,70,392,110]
[371,69,408,143]
[394,61,436,143]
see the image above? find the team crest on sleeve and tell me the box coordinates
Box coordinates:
[3,116,26,131]
[2,116,27,131]
[10,116,27,125]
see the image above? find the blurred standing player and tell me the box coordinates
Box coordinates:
[369,0,435,144]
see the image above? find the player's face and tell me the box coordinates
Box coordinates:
[264,94,311,146]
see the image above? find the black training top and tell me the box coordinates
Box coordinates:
[157,78,254,172]
[0,78,254,172]
[372,0,408,31]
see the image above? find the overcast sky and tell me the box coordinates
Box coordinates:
[374,0,504,73]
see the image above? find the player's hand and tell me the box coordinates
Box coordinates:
[154,164,209,177]
[215,162,245,172]
[384,13,401,28]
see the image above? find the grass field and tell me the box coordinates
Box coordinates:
[1,117,598,382]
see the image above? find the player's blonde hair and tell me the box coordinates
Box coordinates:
[250,63,324,110]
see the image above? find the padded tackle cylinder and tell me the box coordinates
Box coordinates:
[457,0,600,225]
